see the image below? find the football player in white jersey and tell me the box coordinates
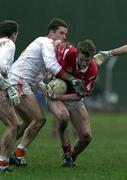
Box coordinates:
[9,18,84,166]
[0,20,20,172]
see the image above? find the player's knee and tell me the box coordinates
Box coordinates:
[57,111,70,122]
[58,119,69,130]
[36,117,46,129]
[80,133,92,145]
[9,124,19,137]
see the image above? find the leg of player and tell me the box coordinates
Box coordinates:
[69,104,92,163]
[48,100,70,144]
[14,107,32,140]
[9,94,46,166]
[47,100,75,167]
[0,101,20,172]
[51,118,58,138]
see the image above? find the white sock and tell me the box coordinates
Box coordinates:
[0,155,7,161]
[17,144,27,151]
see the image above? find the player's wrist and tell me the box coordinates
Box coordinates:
[68,76,74,82]
[108,50,113,57]
[68,76,80,84]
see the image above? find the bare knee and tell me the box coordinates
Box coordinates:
[8,124,19,137]
[58,120,68,130]
[57,110,70,126]
[79,133,92,145]
[58,116,70,130]
[35,117,46,130]
[54,107,69,120]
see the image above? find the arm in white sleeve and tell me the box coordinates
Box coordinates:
[37,80,46,91]
[42,39,62,75]
[0,39,15,76]
[0,73,11,89]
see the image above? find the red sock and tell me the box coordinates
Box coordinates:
[0,160,9,168]
[62,143,72,154]
[16,148,26,158]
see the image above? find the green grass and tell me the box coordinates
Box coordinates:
[0,111,127,179]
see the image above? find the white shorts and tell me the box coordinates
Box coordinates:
[63,99,84,111]
[10,74,34,96]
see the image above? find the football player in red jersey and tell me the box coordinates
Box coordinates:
[47,39,98,167]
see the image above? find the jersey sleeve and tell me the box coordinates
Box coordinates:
[0,39,15,74]
[42,39,64,76]
[57,42,75,68]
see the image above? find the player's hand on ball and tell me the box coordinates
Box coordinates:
[94,51,113,65]
[46,84,56,98]
[68,77,84,96]
[41,84,55,98]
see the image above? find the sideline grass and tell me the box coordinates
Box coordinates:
[0,112,127,179]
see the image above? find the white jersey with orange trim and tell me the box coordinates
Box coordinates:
[10,37,62,86]
[0,37,15,74]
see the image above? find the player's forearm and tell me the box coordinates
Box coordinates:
[56,69,73,80]
[47,62,73,80]
[112,45,127,56]
[55,93,82,101]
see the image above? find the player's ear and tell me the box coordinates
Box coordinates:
[54,40,62,49]
[10,32,18,42]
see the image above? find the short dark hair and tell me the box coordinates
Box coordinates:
[47,18,68,35]
[77,39,96,58]
[0,20,19,38]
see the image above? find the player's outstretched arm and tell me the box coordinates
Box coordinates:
[94,44,127,66]
[111,44,127,56]
[94,51,113,66]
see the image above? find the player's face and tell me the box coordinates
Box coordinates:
[77,52,91,69]
[53,26,68,42]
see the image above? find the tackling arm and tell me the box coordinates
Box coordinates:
[51,93,82,101]
[42,39,85,96]
[94,51,113,66]
[111,44,127,56]
[94,44,127,66]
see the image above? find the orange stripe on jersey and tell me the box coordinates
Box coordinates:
[56,68,65,77]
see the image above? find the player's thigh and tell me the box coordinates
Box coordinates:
[0,101,20,127]
[47,99,70,120]
[69,105,91,136]
[17,94,45,120]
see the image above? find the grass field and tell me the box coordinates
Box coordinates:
[0,111,127,180]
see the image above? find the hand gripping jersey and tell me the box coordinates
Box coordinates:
[57,42,98,95]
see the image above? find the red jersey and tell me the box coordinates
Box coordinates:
[57,42,98,95]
